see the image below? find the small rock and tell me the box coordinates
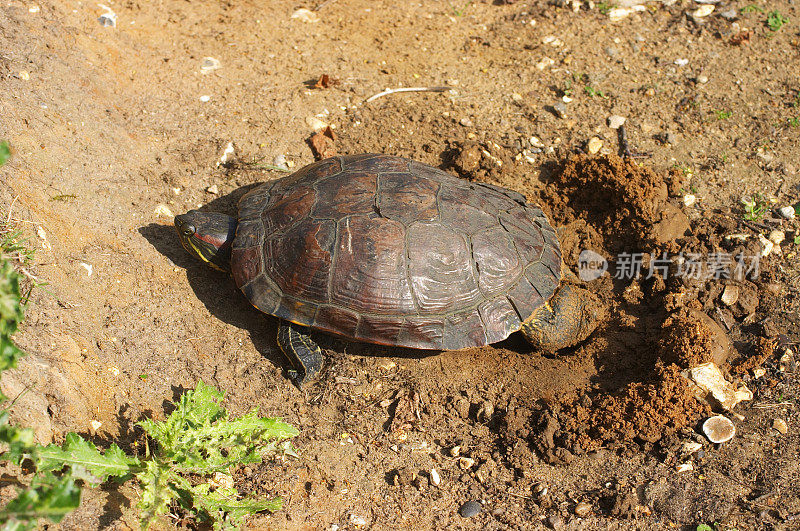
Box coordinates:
[696,75,709,84]
[683,194,696,207]
[529,136,545,148]
[758,234,774,257]
[536,57,555,70]
[217,142,234,166]
[689,362,752,411]
[154,204,174,218]
[587,137,603,154]
[459,500,482,518]
[291,8,320,23]
[574,501,592,516]
[458,457,475,470]
[349,514,368,527]
[450,445,462,457]
[703,415,736,444]
[19,70,30,81]
[199,95,211,102]
[454,397,470,419]
[89,420,103,433]
[768,230,785,245]
[200,57,221,72]
[674,58,689,67]
[476,401,494,423]
[753,367,766,378]
[777,206,796,220]
[511,93,523,103]
[676,462,694,473]
[205,184,219,195]
[780,349,795,372]
[720,9,738,20]
[692,5,715,17]
[546,514,564,529]
[459,117,474,127]
[553,101,567,119]
[682,441,703,454]
[608,7,633,22]
[430,468,441,486]
[273,154,289,170]
[607,115,626,129]
[772,418,788,435]
[306,116,328,132]
[720,285,739,306]
[98,4,117,27]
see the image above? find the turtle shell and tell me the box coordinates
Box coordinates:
[231,154,561,350]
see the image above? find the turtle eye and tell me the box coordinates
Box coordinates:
[182,225,196,236]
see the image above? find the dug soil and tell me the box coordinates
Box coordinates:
[1,0,799,529]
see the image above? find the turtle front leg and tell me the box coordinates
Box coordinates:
[520,284,603,351]
[277,321,324,387]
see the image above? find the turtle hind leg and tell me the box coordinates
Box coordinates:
[520,284,604,351]
[277,321,324,387]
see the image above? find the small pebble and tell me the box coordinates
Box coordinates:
[607,115,626,129]
[777,206,796,220]
[682,441,703,454]
[546,514,564,529]
[608,7,633,22]
[199,95,211,102]
[536,57,555,70]
[530,136,545,148]
[758,234,774,257]
[154,204,174,218]
[683,194,696,207]
[459,500,482,518]
[273,154,289,170]
[574,501,592,516]
[720,285,739,306]
[674,58,689,67]
[291,8,320,22]
[696,76,709,85]
[450,445,462,457]
[768,230,785,245]
[476,401,494,422]
[97,5,116,27]
[587,137,603,154]
[753,367,766,378]
[205,184,219,195]
[553,101,567,119]
[720,9,737,20]
[349,514,367,527]
[773,419,788,435]
[431,468,441,486]
[676,462,694,472]
[692,5,715,17]
[458,457,475,470]
[200,57,221,72]
[703,415,736,444]
[460,117,474,127]
[19,70,30,81]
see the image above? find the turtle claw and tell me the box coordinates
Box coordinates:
[278,321,324,387]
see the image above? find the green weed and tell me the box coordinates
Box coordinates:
[767,10,788,31]
[584,85,608,98]
[597,1,615,15]
[0,142,9,167]
[714,109,733,120]
[0,206,298,529]
[741,193,770,221]
[740,4,764,13]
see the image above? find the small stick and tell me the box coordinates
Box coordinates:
[617,125,651,159]
[365,86,454,104]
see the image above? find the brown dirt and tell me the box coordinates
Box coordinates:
[2,0,800,529]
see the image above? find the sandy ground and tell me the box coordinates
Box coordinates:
[1,0,799,529]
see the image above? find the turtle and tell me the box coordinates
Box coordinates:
[175,154,601,386]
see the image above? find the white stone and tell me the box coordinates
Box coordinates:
[536,57,555,70]
[676,462,694,472]
[200,57,221,72]
[689,362,752,410]
[703,415,735,444]
[758,234,774,257]
[154,204,174,218]
[291,8,320,23]
[206,184,219,195]
[768,230,785,245]
[682,441,703,454]
[587,137,603,154]
[607,115,626,129]
[683,194,696,207]
[778,206,796,220]
[430,468,441,486]
[773,418,788,435]
[692,5,715,17]
[720,285,739,306]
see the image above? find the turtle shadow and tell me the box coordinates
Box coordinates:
[139,219,286,376]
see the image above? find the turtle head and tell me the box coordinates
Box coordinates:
[175,210,237,272]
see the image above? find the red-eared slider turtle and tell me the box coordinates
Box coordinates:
[175,154,600,386]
